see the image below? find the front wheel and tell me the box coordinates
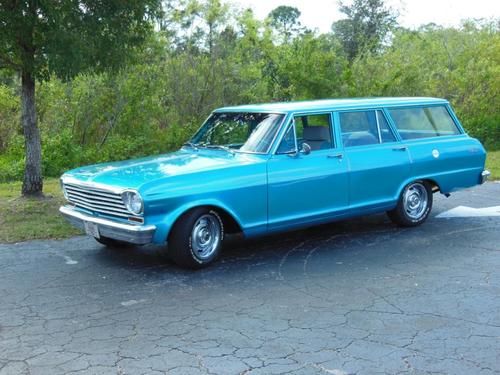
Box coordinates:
[387,181,433,227]
[168,208,224,269]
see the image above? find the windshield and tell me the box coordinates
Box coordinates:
[189,112,285,154]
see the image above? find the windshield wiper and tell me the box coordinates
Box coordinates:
[204,144,235,154]
[182,141,199,150]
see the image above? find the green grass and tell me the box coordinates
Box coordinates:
[0,178,81,243]
[486,150,500,181]
[0,152,498,244]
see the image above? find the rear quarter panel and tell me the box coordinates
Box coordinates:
[404,135,486,194]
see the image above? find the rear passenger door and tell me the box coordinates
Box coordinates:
[337,109,411,208]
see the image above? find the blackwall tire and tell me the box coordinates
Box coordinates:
[168,207,224,269]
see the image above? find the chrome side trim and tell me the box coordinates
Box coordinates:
[60,206,155,245]
[481,170,491,184]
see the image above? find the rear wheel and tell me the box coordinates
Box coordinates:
[388,181,433,227]
[168,208,224,269]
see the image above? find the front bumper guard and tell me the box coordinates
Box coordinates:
[60,205,156,245]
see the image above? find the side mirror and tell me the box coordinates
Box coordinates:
[300,143,312,155]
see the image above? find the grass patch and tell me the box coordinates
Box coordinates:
[0,178,81,243]
[486,150,500,181]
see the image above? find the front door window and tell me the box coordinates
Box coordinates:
[277,113,334,154]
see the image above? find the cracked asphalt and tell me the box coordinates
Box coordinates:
[1,183,499,375]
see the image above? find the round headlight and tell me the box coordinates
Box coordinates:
[122,191,143,215]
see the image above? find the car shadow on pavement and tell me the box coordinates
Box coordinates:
[91,212,399,273]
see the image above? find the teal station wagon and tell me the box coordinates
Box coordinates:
[60,97,490,268]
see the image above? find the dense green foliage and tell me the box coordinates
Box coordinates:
[268,5,303,43]
[0,0,498,183]
[0,0,160,81]
[0,0,161,195]
[332,0,398,61]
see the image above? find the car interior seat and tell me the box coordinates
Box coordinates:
[343,132,379,147]
[303,126,331,151]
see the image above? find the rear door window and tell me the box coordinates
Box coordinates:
[388,106,461,140]
[340,110,396,147]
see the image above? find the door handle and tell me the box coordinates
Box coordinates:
[392,146,407,151]
[327,153,343,159]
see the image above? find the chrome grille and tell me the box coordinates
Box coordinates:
[63,183,132,218]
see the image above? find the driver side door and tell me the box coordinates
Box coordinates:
[267,112,349,232]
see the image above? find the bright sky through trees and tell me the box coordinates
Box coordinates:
[234,0,500,32]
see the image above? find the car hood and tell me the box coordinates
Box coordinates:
[62,148,265,191]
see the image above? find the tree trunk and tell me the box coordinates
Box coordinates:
[21,71,43,196]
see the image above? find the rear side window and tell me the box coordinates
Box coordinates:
[389,106,461,140]
[340,110,396,147]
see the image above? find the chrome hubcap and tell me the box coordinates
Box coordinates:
[403,183,428,220]
[191,214,221,260]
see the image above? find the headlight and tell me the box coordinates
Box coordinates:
[122,191,143,215]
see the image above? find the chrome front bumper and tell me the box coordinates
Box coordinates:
[60,205,156,245]
[481,170,491,184]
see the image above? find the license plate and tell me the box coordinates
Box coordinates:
[84,221,100,239]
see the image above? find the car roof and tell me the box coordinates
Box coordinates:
[215,97,449,113]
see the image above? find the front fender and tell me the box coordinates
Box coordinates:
[148,199,245,245]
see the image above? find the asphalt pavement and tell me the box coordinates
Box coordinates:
[0,182,499,375]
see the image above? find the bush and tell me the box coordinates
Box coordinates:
[0,84,19,153]
[0,155,24,182]
[41,130,83,177]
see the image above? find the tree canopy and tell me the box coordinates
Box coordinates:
[332,0,397,61]
[0,0,498,189]
[0,0,160,195]
[0,0,160,80]
[268,5,302,42]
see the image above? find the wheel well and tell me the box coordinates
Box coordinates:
[207,206,242,234]
[175,205,243,235]
[422,179,440,193]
